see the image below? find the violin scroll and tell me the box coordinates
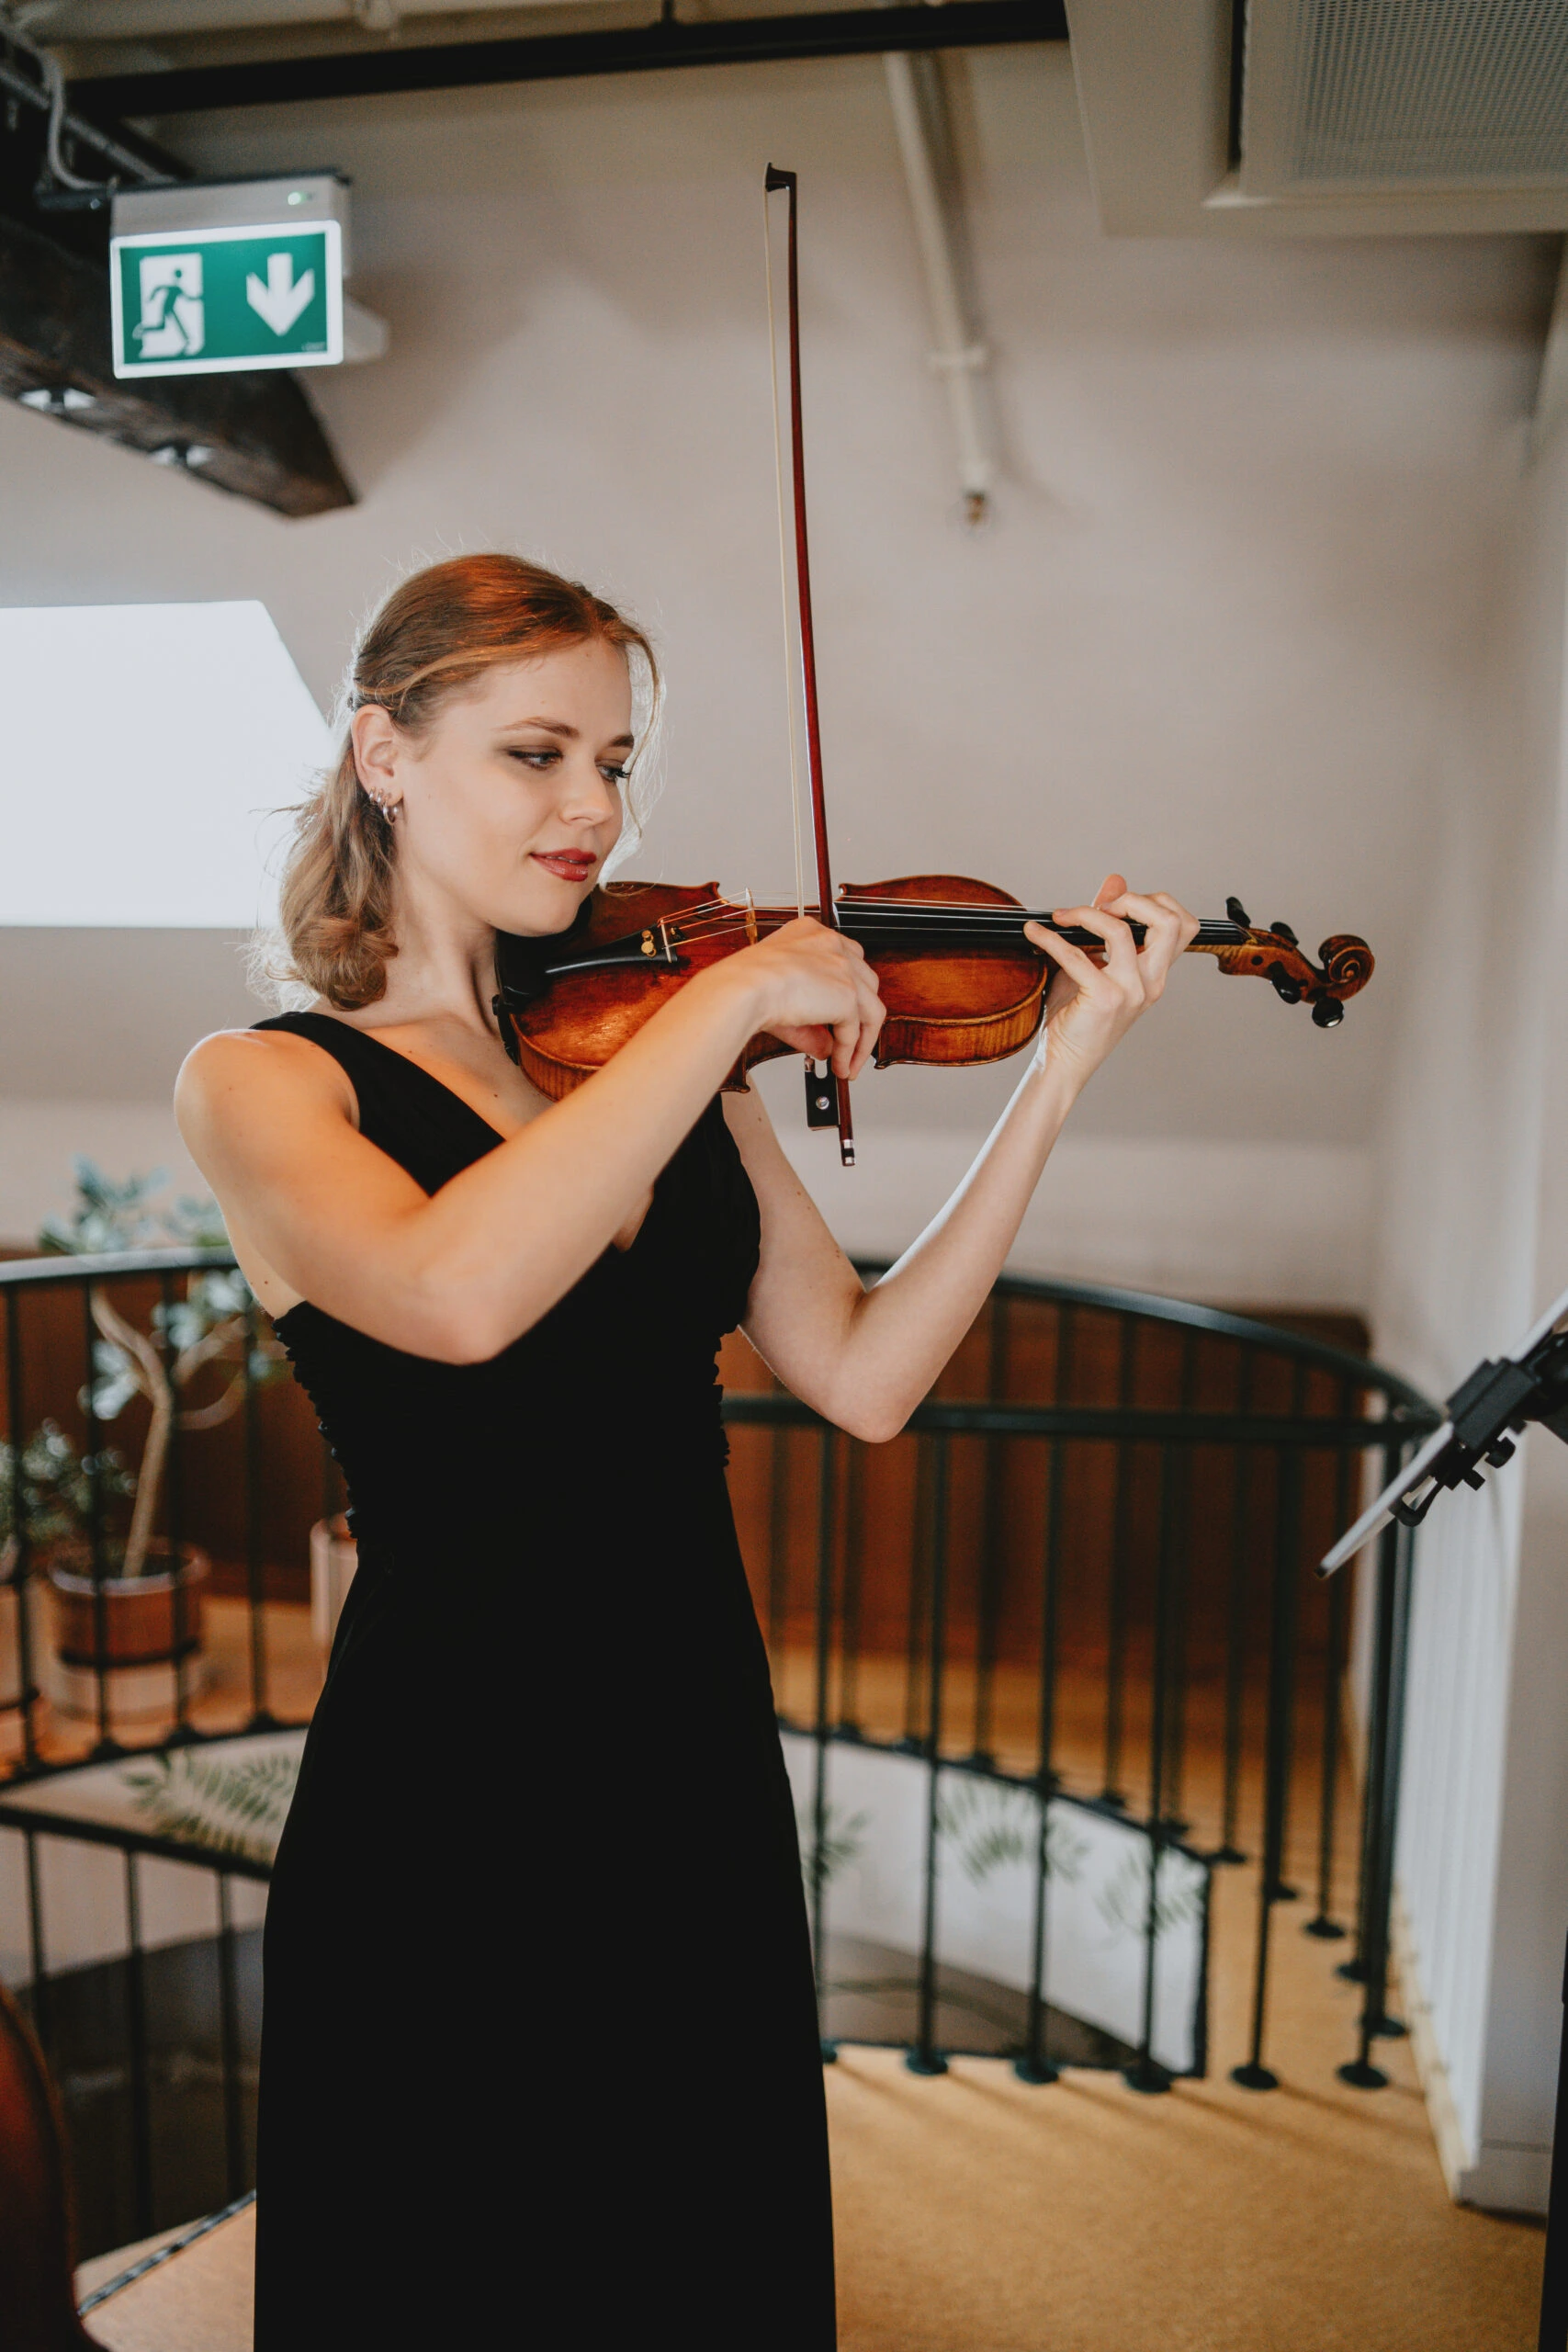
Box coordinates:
[1211,898,1374,1029]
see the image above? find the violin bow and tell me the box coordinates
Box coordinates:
[765,163,856,1169]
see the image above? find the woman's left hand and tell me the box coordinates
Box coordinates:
[1025,872,1200,1093]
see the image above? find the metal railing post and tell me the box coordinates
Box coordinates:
[908,1432,951,2077]
[1100,1318,1138,1808]
[1337,1437,1404,2000]
[900,1436,934,1753]
[969,1292,1010,1767]
[1125,1438,1176,2094]
[5,1290,40,1770]
[1213,1347,1256,1864]
[217,1872,245,2199]
[1306,1391,1358,1941]
[1232,1435,1303,2090]
[1161,1333,1198,1838]
[161,1269,195,1743]
[1017,1408,1069,2086]
[23,1826,51,2061]
[124,1849,154,2239]
[82,1279,117,1758]
[1340,1504,1415,2086]
[242,1295,275,1730]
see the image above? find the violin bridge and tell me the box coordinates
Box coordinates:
[744,889,759,946]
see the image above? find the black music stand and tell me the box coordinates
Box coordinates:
[1320,1283,1568,2352]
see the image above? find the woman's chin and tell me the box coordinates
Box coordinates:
[491,876,593,938]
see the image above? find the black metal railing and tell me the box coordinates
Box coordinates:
[0,1797,267,2256]
[0,1249,1439,2256]
[721,1274,1436,2096]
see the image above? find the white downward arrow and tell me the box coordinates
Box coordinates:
[246,253,315,337]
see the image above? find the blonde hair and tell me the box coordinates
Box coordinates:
[271,553,660,1009]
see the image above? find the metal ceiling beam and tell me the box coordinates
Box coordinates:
[69,1,1066,118]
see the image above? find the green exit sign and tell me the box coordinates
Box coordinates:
[110,221,344,379]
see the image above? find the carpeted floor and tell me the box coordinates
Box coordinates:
[57,1629,1546,2349]
[827,1853,1543,2351]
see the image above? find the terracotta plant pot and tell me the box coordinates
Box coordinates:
[48,1540,209,1668]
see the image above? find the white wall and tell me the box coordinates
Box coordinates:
[0,46,1552,1284]
[1373,406,1568,2211]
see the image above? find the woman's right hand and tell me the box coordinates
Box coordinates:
[713,916,886,1080]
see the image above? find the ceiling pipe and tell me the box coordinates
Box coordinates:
[884,46,993,526]
[0,26,172,190]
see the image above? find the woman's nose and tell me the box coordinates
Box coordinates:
[560,761,617,825]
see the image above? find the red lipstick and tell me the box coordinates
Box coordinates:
[532,850,597,882]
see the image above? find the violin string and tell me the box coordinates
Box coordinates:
[656,897,1244,949]
[764,185,807,922]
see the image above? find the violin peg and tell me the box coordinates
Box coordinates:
[1269,919,1300,947]
[1312,997,1345,1029]
[1225,895,1251,931]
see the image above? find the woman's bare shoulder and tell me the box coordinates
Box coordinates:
[175,1023,356,1148]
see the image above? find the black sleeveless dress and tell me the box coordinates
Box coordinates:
[251,1012,836,2347]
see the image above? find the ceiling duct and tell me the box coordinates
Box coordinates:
[1239,0,1568,199]
[1066,0,1568,234]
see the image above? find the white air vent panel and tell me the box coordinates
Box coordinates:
[1242,0,1568,197]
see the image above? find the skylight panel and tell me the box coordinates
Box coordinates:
[0,601,329,927]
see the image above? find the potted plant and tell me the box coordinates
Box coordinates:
[0,1420,134,1711]
[34,1160,285,1720]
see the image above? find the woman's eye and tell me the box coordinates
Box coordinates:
[600,764,630,786]
[509,747,559,770]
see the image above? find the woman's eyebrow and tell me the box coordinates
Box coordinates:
[498,718,636,750]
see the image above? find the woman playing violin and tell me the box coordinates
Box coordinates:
[176,552,1197,2349]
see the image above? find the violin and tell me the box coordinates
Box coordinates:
[494,169,1374,1168]
[496,876,1372,1120]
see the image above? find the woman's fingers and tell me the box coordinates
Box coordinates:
[1101,889,1200,999]
[841,958,886,1080]
[1027,918,1121,994]
[767,919,883,1081]
[1048,903,1143,994]
[847,992,885,1080]
[1024,918,1100,985]
[1024,879,1196,1089]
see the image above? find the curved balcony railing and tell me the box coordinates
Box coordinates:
[0,1247,1438,2260]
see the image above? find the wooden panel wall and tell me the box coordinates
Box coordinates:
[2,1259,1366,1644]
[718,1297,1370,1671]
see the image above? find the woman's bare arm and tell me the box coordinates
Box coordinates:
[732,888,1198,1443]
[176,919,883,1364]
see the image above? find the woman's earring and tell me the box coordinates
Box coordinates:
[364,786,398,822]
